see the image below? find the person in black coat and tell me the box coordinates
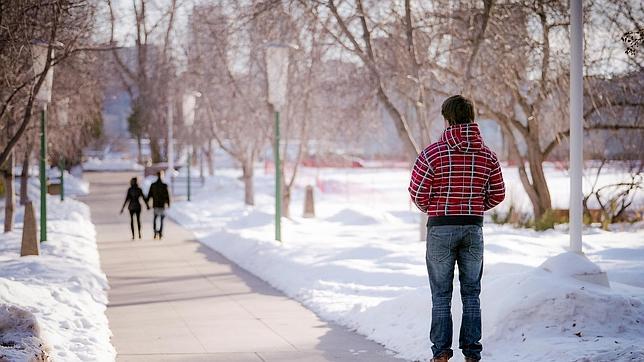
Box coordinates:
[120,177,149,240]
[146,171,170,239]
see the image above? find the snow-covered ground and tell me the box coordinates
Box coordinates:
[501,162,643,217]
[47,168,90,196]
[0,174,114,361]
[169,166,644,362]
[82,156,143,172]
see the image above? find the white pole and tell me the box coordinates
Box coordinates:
[167,101,174,183]
[569,0,583,254]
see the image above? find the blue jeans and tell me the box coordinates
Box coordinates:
[426,225,484,360]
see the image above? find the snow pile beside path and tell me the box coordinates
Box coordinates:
[0,304,50,361]
[326,208,381,225]
[169,169,644,362]
[540,251,604,276]
[46,169,90,196]
[482,269,643,361]
[0,196,115,362]
[83,156,143,172]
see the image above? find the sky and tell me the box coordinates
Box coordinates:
[100,0,640,77]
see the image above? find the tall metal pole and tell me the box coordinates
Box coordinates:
[274,110,282,242]
[167,101,174,184]
[59,158,64,201]
[187,146,192,202]
[569,0,583,254]
[39,104,47,242]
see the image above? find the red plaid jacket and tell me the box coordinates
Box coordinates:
[408,123,505,216]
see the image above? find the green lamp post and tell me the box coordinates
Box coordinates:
[182,91,200,202]
[31,40,62,243]
[266,44,291,242]
[58,97,69,202]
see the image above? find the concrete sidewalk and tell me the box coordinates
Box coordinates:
[81,172,401,362]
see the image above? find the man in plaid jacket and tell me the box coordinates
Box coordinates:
[409,95,505,362]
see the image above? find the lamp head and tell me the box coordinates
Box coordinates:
[31,40,64,104]
[58,97,70,126]
[182,91,200,127]
[265,43,296,111]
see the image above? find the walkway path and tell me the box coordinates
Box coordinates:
[81,172,401,362]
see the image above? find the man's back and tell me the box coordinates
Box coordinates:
[148,180,170,209]
[408,95,506,362]
[409,123,505,219]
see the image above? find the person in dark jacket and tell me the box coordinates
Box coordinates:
[146,171,170,239]
[120,177,149,240]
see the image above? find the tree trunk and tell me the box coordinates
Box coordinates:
[516,163,540,217]
[20,143,32,205]
[242,162,254,206]
[282,166,290,218]
[149,137,162,163]
[500,123,553,228]
[526,139,552,227]
[4,151,15,232]
[136,136,142,164]
[206,139,214,176]
[282,189,291,219]
[419,212,428,242]
[376,86,420,160]
[199,148,204,179]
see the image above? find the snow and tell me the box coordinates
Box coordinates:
[82,156,143,172]
[168,166,644,362]
[0,304,49,361]
[0,174,115,362]
[46,168,90,196]
[500,163,643,216]
[540,251,604,276]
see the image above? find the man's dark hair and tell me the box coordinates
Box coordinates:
[441,95,475,126]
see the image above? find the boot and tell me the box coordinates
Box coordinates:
[431,355,450,362]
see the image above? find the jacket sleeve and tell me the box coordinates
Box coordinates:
[121,191,130,210]
[141,188,149,208]
[408,150,434,213]
[484,152,505,211]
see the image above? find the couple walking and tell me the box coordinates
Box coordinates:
[409,95,506,361]
[120,171,171,240]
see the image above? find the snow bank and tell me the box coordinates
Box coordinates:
[82,156,143,172]
[0,304,50,361]
[326,208,381,225]
[499,163,643,217]
[169,168,644,362]
[540,251,604,276]
[0,196,115,362]
[46,169,90,196]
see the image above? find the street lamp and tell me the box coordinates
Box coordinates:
[265,43,292,242]
[167,100,174,187]
[57,97,69,202]
[31,39,63,243]
[552,0,607,286]
[182,91,201,202]
[569,0,583,255]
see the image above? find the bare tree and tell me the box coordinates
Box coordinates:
[298,0,642,229]
[186,2,271,206]
[107,0,179,163]
[1,0,101,231]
